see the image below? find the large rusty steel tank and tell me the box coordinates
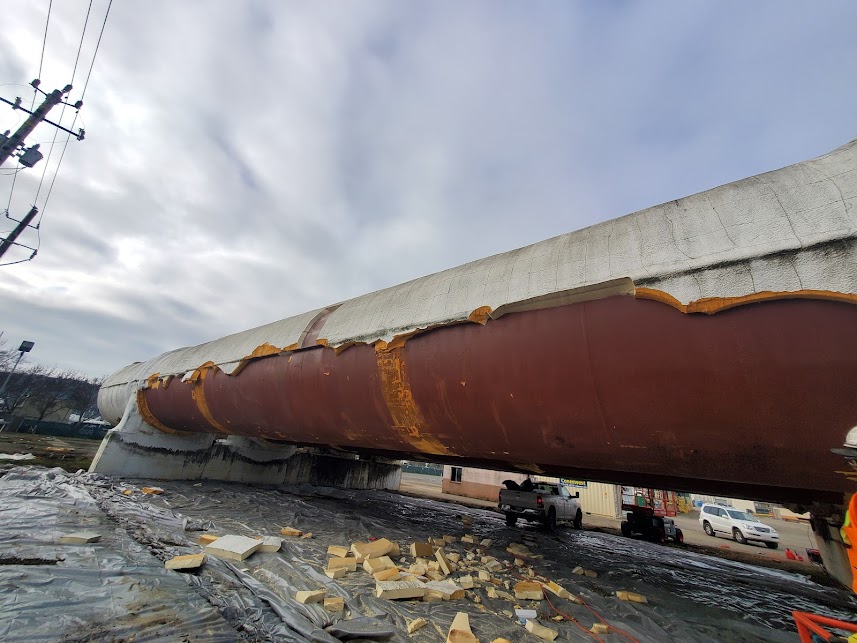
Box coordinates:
[99,138,857,506]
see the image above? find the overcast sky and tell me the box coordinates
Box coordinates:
[1,1,855,378]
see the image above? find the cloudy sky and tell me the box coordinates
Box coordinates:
[1,1,855,378]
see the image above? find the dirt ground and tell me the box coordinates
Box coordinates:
[0,431,100,471]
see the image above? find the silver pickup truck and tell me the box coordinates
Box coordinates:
[498,481,583,530]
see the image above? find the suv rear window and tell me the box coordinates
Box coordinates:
[702,506,719,515]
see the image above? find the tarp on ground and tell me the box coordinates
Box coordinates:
[1,465,855,642]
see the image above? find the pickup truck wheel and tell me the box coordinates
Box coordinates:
[674,528,684,544]
[505,513,518,527]
[621,520,632,537]
[573,509,583,530]
[545,508,557,531]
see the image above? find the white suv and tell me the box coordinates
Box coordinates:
[698,503,780,549]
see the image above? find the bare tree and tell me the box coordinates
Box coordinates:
[25,367,68,422]
[67,375,105,425]
[0,364,47,415]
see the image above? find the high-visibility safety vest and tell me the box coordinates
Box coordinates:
[841,491,857,593]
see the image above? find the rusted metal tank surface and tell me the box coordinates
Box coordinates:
[138,294,857,504]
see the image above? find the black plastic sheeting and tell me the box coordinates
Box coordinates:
[1,465,855,642]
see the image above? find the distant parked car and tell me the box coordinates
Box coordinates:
[698,503,780,549]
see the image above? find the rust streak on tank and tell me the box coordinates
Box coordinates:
[375,345,452,456]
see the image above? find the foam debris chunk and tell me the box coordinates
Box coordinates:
[300,532,314,539]
[324,596,344,612]
[616,590,648,603]
[408,617,428,634]
[373,567,401,582]
[59,531,101,544]
[525,620,558,641]
[280,527,302,537]
[327,557,357,571]
[424,580,466,601]
[411,541,434,557]
[296,589,326,604]
[459,575,475,589]
[513,581,543,601]
[165,553,206,570]
[363,555,396,574]
[446,612,478,643]
[461,535,476,544]
[480,539,492,547]
[205,534,262,561]
[197,534,220,546]
[435,548,453,575]
[591,623,609,634]
[375,580,427,600]
[328,545,350,558]
[256,536,282,552]
[141,486,164,495]
[325,567,347,579]
[352,538,394,561]
[544,580,572,600]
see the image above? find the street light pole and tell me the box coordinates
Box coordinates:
[0,340,35,408]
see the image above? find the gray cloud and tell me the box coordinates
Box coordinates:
[0,0,855,377]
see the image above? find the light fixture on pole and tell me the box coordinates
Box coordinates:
[0,340,35,399]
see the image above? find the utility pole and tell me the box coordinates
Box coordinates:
[0,206,38,261]
[0,81,74,167]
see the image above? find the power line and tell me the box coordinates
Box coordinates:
[31,0,54,111]
[33,0,94,212]
[39,0,113,224]
[69,0,94,89]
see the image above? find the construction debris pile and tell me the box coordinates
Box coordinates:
[2,466,854,642]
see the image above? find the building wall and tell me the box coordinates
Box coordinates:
[573,482,621,519]
[441,465,527,502]
[442,466,621,517]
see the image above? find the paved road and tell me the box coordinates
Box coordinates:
[399,472,818,565]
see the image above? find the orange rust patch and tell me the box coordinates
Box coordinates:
[136,389,186,434]
[635,287,857,314]
[375,347,452,456]
[468,305,492,324]
[144,373,162,390]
